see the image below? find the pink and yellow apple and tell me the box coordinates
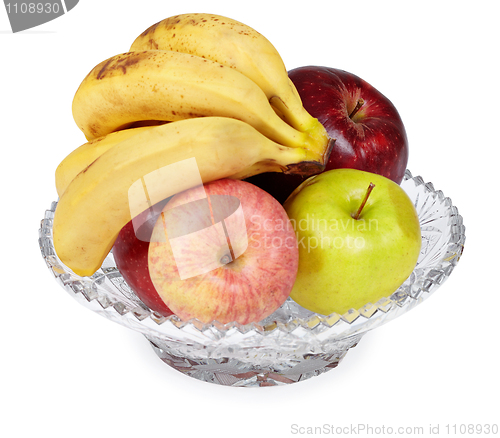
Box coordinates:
[147,179,299,324]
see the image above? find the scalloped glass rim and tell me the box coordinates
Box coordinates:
[39,170,465,345]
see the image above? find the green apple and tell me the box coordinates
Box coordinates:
[283,168,421,315]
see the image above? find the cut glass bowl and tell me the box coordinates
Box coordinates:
[39,170,465,387]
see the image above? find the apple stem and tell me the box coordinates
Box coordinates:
[220,220,236,264]
[353,183,375,220]
[349,98,365,119]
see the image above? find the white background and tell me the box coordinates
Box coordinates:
[1,1,498,437]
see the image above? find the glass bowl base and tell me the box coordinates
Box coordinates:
[146,333,363,387]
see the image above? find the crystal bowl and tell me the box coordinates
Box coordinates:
[39,170,465,387]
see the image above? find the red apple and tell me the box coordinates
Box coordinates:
[246,66,408,203]
[148,179,299,324]
[113,199,173,317]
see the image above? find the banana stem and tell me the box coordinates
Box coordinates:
[270,95,333,165]
[270,96,316,133]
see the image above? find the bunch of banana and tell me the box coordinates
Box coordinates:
[53,13,333,277]
[129,13,321,136]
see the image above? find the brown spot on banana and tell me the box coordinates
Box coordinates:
[95,51,151,80]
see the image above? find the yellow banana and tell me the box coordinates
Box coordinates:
[130,13,326,138]
[55,125,155,197]
[53,117,324,277]
[72,50,329,163]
